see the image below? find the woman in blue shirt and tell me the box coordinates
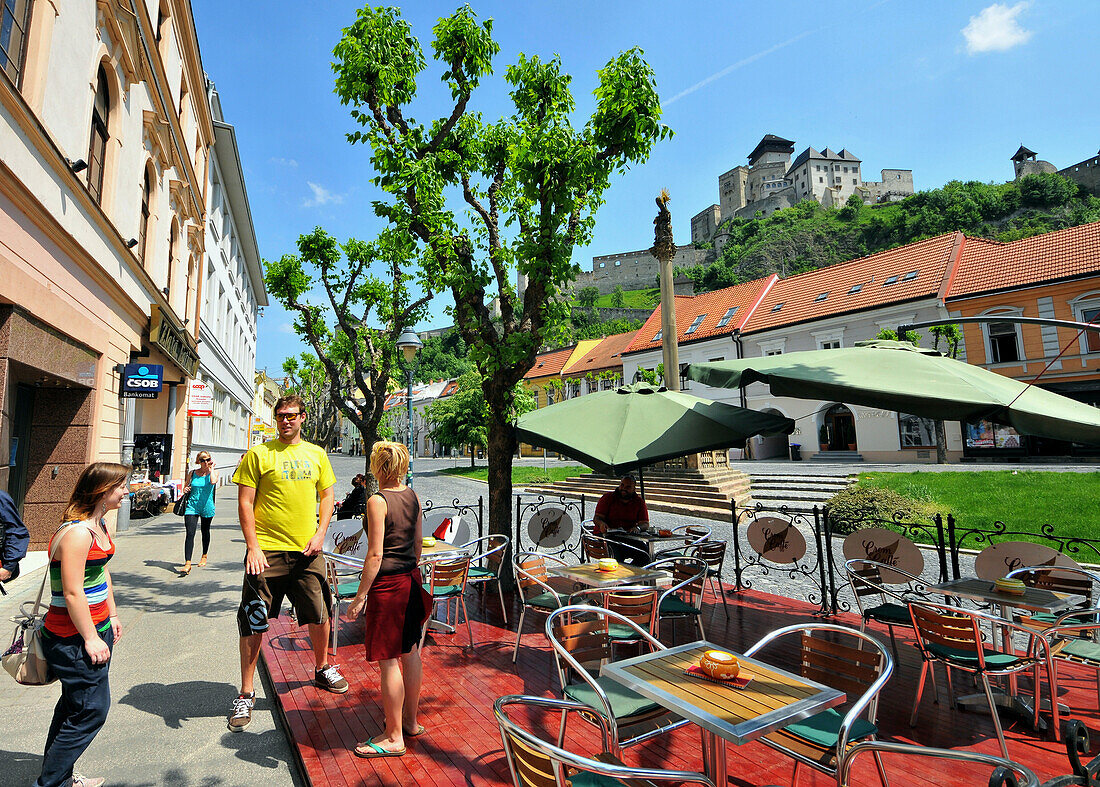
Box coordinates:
[180,452,217,576]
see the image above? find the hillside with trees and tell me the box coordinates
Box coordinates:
[680,173,1100,293]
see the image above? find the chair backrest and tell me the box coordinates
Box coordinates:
[515,551,565,600]
[494,695,716,787]
[1007,563,1097,601]
[462,534,510,570]
[581,532,611,561]
[670,559,706,607]
[846,559,888,602]
[690,540,726,570]
[550,615,613,676]
[571,586,658,635]
[910,603,984,661]
[842,740,1039,787]
[429,556,470,588]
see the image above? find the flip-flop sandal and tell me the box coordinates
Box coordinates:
[179,566,191,576]
[403,724,426,737]
[354,740,406,759]
[198,557,207,568]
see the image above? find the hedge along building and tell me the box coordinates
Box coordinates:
[0,1,211,542]
[944,222,1100,460]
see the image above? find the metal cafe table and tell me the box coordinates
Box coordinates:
[601,640,845,784]
[547,561,667,589]
[931,576,1084,729]
[604,528,686,560]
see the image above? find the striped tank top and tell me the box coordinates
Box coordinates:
[43,520,115,638]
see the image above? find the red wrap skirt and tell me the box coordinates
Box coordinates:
[363,567,432,662]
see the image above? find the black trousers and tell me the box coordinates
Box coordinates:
[36,627,114,787]
[183,515,213,561]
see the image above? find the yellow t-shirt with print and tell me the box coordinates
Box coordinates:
[232,439,336,552]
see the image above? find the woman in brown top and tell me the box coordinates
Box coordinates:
[347,441,431,758]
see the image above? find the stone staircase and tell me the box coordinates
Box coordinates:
[744,469,855,514]
[522,466,752,522]
[808,450,865,463]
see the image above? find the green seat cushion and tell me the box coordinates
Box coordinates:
[926,643,1024,669]
[1027,611,1095,626]
[564,676,662,719]
[659,596,700,616]
[1060,638,1100,665]
[784,708,877,749]
[468,567,495,579]
[568,772,628,787]
[526,591,568,610]
[865,602,910,624]
[336,581,360,598]
[607,623,646,641]
[423,584,462,598]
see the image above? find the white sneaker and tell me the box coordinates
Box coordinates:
[70,774,105,787]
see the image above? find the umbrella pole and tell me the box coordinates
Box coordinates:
[638,466,646,500]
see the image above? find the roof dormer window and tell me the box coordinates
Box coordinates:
[848,284,863,294]
[771,302,784,313]
[902,270,919,282]
[716,306,739,328]
[685,314,707,335]
[814,292,828,302]
[653,329,662,342]
[882,275,899,286]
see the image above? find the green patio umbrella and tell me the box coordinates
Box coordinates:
[685,339,1100,445]
[513,382,795,478]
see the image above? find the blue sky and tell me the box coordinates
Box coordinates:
[189,1,1100,374]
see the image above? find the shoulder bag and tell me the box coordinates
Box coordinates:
[173,471,194,517]
[2,520,96,685]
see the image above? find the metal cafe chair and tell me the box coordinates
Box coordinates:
[567,585,660,649]
[646,556,708,643]
[844,558,932,658]
[420,555,474,649]
[1029,606,1100,723]
[323,550,364,655]
[744,622,894,787]
[545,605,691,759]
[689,540,730,617]
[512,551,570,663]
[839,739,1039,787]
[581,530,650,565]
[908,601,1055,759]
[494,694,716,787]
[460,534,511,624]
[651,524,713,560]
[1005,564,1100,628]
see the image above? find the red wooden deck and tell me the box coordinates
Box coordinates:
[261,583,1100,786]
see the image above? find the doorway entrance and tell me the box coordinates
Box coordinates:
[755,408,791,459]
[824,404,857,451]
[9,384,35,514]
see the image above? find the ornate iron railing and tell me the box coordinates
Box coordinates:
[946,515,1100,580]
[422,496,484,542]
[513,494,587,561]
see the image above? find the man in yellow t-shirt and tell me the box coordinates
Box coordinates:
[227,394,343,733]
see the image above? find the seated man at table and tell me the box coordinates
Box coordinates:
[593,475,650,565]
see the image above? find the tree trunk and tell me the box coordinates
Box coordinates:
[470,447,475,468]
[486,415,516,589]
[935,419,949,464]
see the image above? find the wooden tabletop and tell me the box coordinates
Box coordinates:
[601,641,844,744]
[547,562,667,588]
[420,540,468,563]
[932,577,1083,614]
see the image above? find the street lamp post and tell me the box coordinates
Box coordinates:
[395,328,423,486]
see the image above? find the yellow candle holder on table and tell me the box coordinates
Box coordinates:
[597,557,618,572]
[422,536,437,548]
[993,577,1026,595]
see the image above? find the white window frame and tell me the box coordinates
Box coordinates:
[979,306,1025,365]
[811,327,845,350]
[1069,290,1100,356]
[757,337,786,356]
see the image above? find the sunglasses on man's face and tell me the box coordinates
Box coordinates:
[275,412,302,421]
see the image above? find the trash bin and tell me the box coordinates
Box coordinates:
[789,443,802,461]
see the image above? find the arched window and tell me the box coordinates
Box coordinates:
[87,66,110,203]
[138,168,152,263]
[0,0,33,87]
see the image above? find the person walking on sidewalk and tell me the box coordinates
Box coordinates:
[346,441,432,759]
[35,462,130,787]
[179,452,217,576]
[0,488,29,589]
[228,394,346,733]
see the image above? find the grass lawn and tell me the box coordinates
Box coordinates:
[439,465,589,484]
[857,471,1100,541]
[593,288,660,309]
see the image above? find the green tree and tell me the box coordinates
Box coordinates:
[875,327,922,346]
[577,286,600,308]
[610,285,625,308]
[425,371,535,467]
[265,226,432,480]
[929,323,963,359]
[332,5,670,541]
[413,332,475,383]
[281,353,341,449]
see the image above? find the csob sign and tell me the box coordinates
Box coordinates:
[187,381,214,417]
[121,364,163,399]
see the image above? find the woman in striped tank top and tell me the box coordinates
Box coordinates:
[35,462,129,787]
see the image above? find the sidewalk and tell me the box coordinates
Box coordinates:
[0,490,303,787]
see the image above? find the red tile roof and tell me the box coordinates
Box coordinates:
[438,379,459,398]
[947,222,1100,299]
[523,345,576,380]
[563,331,637,376]
[742,233,963,334]
[624,276,778,354]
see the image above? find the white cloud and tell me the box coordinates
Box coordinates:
[302,181,345,208]
[962,3,1032,54]
[270,157,298,168]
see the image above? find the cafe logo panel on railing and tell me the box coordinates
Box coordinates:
[841,527,924,581]
[528,507,573,548]
[747,517,806,563]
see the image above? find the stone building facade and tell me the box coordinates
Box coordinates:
[691,133,914,243]
[1012,145,1100,196]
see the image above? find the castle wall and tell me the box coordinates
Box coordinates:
[1059,155,1100,196]
[719,166,748,220]
[578,245,706,295]
[732,188,799,220]
[691,205,720,245]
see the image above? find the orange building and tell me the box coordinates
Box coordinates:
[945,222,1100,458]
